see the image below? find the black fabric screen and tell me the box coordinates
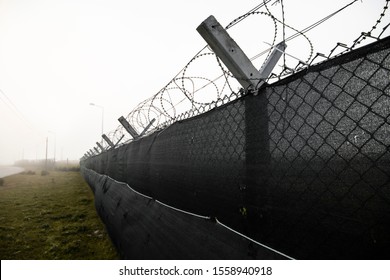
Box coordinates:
[82,36,390,259]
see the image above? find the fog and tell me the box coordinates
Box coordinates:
[0,0,388,165]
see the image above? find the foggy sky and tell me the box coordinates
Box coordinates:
[0,0,388,165]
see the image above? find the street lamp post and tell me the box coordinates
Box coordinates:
[90,103,104,146]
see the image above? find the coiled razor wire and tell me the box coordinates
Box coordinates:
[94,0,389,151]
[82,34,390,258]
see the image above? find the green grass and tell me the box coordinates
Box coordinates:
[0,169,119,259]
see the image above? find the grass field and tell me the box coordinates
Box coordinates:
[0,169,119,259]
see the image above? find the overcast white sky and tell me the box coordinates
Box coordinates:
[0,0,388,165]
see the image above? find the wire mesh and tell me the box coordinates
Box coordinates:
[258,36,390,258]
[83,35,390,259]
[89,0,390,153]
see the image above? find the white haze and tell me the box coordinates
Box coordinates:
[0,0,388,165]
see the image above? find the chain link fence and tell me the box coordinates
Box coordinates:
[256,35,390,259]
[82,35,390,259]
[95,0,389,147]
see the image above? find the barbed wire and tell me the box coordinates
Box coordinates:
[87,0,390,154]
[83,35,390,258]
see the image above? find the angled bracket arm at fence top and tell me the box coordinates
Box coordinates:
[102,134,115,149]
[118,116,139,139]
[114,134,125,148]
[139,118,156,137]
[197,15,285,92]
[96,142,105,152]
[259,41,287,80]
